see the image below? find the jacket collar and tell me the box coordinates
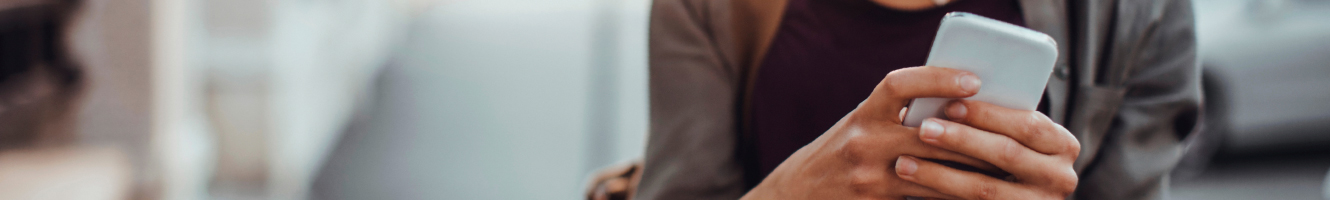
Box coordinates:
[730,0,787,78]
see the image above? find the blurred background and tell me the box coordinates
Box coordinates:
[1171,0,1330,199]
[3,0,1327,199]
[65,0,651,199]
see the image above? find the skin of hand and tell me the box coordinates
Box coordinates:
[895,100,1081,200]
[585,160,642,200]
[741,66,1001,200]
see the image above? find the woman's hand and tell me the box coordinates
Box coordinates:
[585,160,642,200]
[741,66,996,200]
[895,100,1081,200]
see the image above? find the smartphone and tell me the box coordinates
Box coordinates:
[901,12,1059,127]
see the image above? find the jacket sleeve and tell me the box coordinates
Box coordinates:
[634,0,748,199]
[1075,0,1202,199]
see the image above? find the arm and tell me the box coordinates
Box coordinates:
[1076,0,1202,199]
[635,0,747,199]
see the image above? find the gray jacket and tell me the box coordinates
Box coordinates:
[639,0,1202,199]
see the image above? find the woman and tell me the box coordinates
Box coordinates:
[590,0,1200,199]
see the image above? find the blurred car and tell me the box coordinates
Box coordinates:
[1196,0,1330,159]
[1172,0,1330,199]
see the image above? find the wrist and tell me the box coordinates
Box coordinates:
[742,165,801,200]
[741,181,780,200]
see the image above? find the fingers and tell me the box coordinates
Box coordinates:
[897,185,962,200]
[895,156,1051,200]
[844,158,959,200]
[841,126,999,174]
[943,100,1080,156]
[590,176,629,200]
[917,118,1062,184]
[585,161,641,200]
[884,175,963,200]
[895,135,1000,173]
[860,66,982,121]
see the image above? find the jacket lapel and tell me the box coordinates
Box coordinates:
[730,0,787,148]
[1021,1,1132,174]
[729,0,787,73]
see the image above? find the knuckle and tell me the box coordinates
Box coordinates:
[1053,169,1080,194]
[884,68,908,80]
[999,140,1024,164]
[1054,181,1078,196]
[1065,137,1083,158]
[849,169,886,189]
[1062,127,1082,156]
[879,71,906,94]
[972,183,999,200]
[839,132,877,163]
[838,143,866,164]
[1031,168,1079,199]
[1022,112,1047,141]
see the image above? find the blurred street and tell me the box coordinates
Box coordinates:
[1172,154,1330,200]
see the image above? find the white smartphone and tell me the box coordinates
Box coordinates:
[901,12,1059,127]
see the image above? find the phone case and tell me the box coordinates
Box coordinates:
[901,12,1059,127]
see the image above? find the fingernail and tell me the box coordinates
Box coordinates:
[896,156,918,176]
[945,102,967,119]
[920,119,944,142]
[958,74,981,93]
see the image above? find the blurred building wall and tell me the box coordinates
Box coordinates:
[194,0,410,199]
[310,0,651,199]
[69,0,213,199]
[69,0,654,199]
[69,0,161,198]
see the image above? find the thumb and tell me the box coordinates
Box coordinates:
[857,66,981,122]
